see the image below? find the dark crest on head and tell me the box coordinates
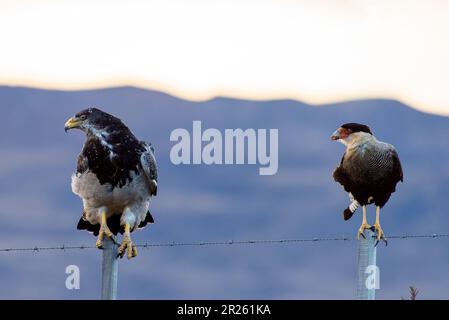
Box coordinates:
[341,123,372,135]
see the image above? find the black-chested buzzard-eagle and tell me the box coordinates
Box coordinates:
[65,108,158,259]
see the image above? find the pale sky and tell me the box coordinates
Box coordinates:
[1,0,448,114]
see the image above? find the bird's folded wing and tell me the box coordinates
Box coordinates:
[140,141,158,196]
[390,148,404,182]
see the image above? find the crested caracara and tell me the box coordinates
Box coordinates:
[331,123,403,242]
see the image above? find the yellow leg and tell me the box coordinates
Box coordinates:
[96,210,114,249]
[118,223,138,259]
[373,206,385,240]
[357,206,372,240]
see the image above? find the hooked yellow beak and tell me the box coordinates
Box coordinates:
[64,117,82,132]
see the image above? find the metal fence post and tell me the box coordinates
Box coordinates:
[356,229,377,300]
[101,236,118,300]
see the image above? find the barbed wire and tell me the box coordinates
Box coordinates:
[0,233,448,253]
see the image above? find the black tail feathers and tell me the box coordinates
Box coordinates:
[77,216,101,236]
[343,208,355,221]
[77,210,155,235]
[137,210,154,229]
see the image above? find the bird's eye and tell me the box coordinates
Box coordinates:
[80,115,87,120]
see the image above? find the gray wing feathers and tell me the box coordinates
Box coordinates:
[140,141,158,196]
[358,142,402,182]
[390,148,403,182]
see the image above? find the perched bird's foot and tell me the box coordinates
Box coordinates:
[95,224,115,249]
[373,223,386,241]
[357,223,372,240]
[117,235,138,259]
[374,238,388,247]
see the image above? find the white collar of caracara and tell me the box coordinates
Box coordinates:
[339,131,376,149]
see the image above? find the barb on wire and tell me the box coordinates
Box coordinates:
[0,233,448,253]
